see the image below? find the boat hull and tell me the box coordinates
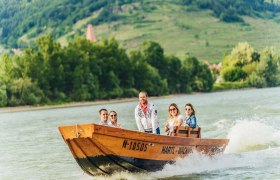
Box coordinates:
[59,124,229,176]
[75,155,171,175]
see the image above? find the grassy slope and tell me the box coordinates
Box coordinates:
[16,1,280,63]
[64,1,279,64]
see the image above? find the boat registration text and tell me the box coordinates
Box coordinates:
[121,140,192,155]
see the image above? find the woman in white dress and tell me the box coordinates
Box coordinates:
[164,103,184,136]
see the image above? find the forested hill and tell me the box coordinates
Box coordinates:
[1,0,280,62]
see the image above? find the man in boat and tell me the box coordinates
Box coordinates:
[99,108,109,126]
[135,91,160,134]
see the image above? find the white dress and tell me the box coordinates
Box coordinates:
[168,120,175,133]
[167,115,184,136]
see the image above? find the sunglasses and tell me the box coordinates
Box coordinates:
[169,108,177,111]
[110,114,117,117]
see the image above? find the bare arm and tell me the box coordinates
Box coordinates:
[177,115,184,126]
[164,122,169,132]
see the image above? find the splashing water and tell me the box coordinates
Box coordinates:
[150,150,265,179]
[91,171,150,180]
[152,152,228,178]
[92,152,245,180]
[225,120,280,153]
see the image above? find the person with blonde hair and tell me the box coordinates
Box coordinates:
[164,103,184,136]
[108,110,121,128]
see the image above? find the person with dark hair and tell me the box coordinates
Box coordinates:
[135,91,160,134]
[108,110,121,128]
[99,108,109,126]
[184,103,197,128]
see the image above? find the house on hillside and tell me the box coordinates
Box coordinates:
[86,24,97,42]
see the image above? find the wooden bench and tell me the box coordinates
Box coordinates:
[175,126,201,138]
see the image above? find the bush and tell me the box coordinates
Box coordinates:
[220,12,244,23]
[25,93,39,105]
[122,88,138,97]
[213,81,249,91]
[221,66,247,82]
[108,87,124,99]
[0,84,7,107]
[71,85,91,101]
[8,78,45,106]
[242,62,257,75]
[247,72,266,88]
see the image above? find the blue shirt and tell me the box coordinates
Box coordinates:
[185,114,197,128]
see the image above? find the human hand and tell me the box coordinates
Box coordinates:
[165,123,169,132]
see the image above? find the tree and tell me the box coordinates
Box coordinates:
[133,60,168,96]
[221,66,246,82]
[98,38,134,89]
[8,77,44,106]
[221,42,260,82]
[165,55,183,93]
[0,54,18,84]
[195,63,214,92]
[247,72,266,88]
[62,37,100,101]
[0,80,7,107]
[183,56,214,92]
[228,42,258,67]
[37,35,63,96]
[141,41,169,79]
[165,55,192,93]
[256,48,279,87]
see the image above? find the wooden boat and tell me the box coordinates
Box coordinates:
[58,124,229,176]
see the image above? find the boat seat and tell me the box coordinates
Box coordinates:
[176,126,201,138]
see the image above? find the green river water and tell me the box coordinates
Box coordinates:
[1,87,280,179]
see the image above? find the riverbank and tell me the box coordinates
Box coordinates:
[0,94,183,113]
[0,98,135,113]
[0,84,255,113]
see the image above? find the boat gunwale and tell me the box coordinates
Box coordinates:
[59,123,229,146]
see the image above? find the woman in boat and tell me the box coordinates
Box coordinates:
[184,103,197,128]
[108,110,121,128]
[164,103,184,136]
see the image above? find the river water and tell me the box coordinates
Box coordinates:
[1,87,280,180]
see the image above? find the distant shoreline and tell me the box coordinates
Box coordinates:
[0,97,136,113]
[0,94,185,113]
[0,88,253,113]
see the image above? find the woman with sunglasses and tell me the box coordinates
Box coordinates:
[108,110,121,128]
[164,103,184,136]
[184,103,197,128]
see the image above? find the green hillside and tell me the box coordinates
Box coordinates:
[1,0,280,63]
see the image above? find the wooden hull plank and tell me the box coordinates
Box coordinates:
[76,155,173,175]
